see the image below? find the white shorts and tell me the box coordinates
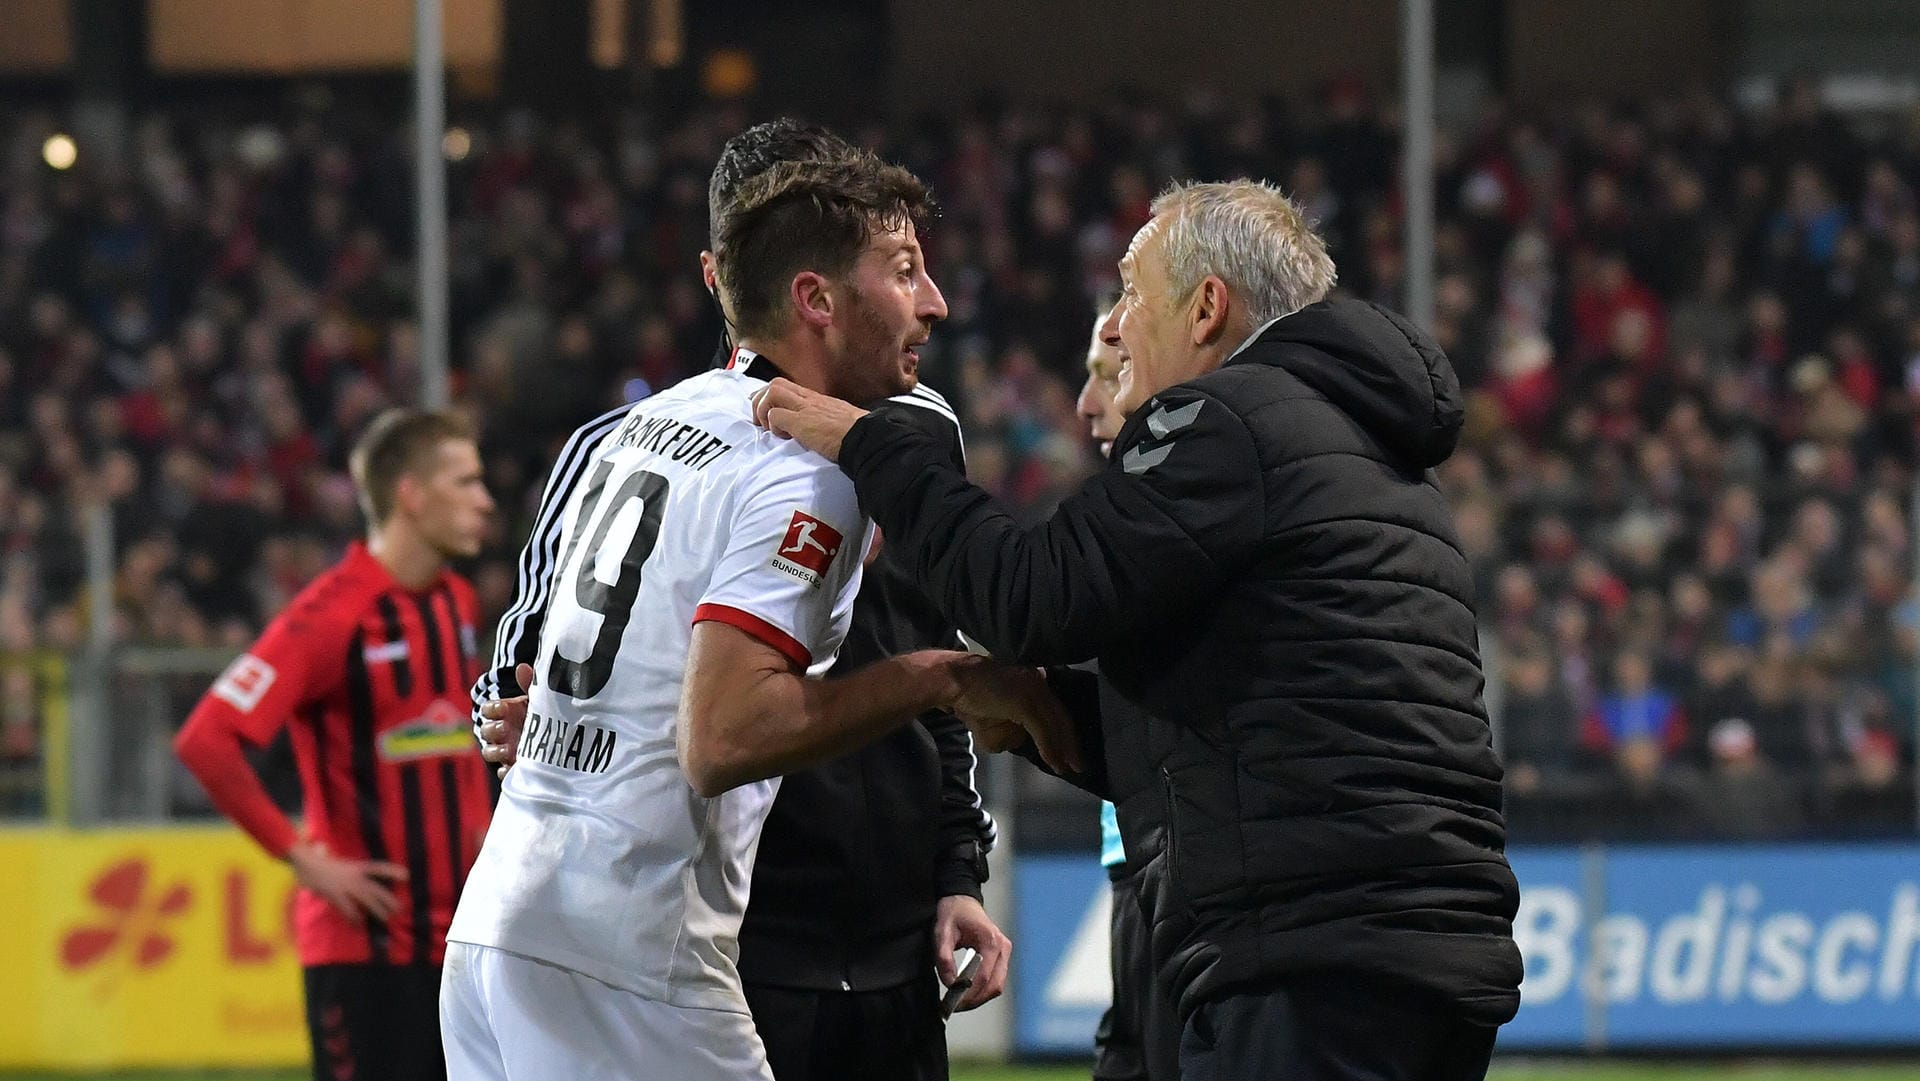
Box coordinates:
[440,941,774,1081]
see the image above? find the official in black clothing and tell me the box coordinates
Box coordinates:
[737,383,1003,1081]
[471,120,1006,1081]
[756,179,1523,1081]
[1075,309,1180,1081]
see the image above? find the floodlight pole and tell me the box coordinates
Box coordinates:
[415,0,451,408]
[1402,0,1436,331]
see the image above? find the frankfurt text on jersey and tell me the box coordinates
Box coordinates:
[611,412,733,469]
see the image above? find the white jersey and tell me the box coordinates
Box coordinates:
[449,353,870,1012]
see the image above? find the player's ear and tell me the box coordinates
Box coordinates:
[790,270,834,330]
[392,473,424,519]
[699,251,718,293]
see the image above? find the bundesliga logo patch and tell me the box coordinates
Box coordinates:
[211,654,277,713]
[770,510,843,586]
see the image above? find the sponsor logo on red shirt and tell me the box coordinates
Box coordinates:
[379,700,478,762]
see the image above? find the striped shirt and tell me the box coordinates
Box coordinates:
[177,542,493,967]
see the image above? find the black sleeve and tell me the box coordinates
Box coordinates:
[872,391,998,898]
[470,404,631,733]
[839,386,1264,666]
[926,710,993,898]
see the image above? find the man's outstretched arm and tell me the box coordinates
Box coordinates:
[757,378,1264,666]
[676,621,1080,796]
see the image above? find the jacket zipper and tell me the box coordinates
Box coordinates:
[1160,767,1178,889]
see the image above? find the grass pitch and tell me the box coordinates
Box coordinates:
[11,1062,1920,1080]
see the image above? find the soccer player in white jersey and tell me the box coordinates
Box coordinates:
[440,146,1073,1081]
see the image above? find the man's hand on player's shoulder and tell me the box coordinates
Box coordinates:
[751,377,868,461]
[478,662,535,777]
[288,839,407,926]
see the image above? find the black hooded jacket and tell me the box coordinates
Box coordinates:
[837,299,1523,1025]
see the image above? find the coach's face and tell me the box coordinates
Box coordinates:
[410,438,494,559]
[1105,217,1200,417]
[828,217,947,404]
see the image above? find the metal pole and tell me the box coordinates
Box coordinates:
[85,503,114,657]
[71,502,116,823]
[415,0,451,408]
[1401,0,1436,331]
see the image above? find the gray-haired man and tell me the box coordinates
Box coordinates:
[754,179,1522,1081]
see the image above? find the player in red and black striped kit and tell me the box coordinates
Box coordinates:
[176,409,497,1081]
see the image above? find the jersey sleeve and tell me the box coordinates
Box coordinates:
[694,453,870,671]
[174,588,348,858]
[472,404,631,729]
[192,602,333,745]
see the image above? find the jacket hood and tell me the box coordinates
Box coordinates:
[1228,298,1464,468]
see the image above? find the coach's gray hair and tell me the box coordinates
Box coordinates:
[1149,179,1337,327]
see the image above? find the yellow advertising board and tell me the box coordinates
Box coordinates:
[0,827,308,1069]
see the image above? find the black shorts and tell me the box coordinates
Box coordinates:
[745,978,947,1081]
[1093,864,1181,1081]
[304,963,446,1081]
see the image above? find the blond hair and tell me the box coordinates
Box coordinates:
[348,408,473,525]
[1149,179,1337,326]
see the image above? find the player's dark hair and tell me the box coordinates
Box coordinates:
[348,408,474,526]
[707,119,857,245]
[712,151,933,340]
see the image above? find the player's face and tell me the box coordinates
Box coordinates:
[1076,311,1125,457]
[1106,217,1196,417]
[828,217,947,404]
[412,439,494,559]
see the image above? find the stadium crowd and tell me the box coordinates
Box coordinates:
[0,76,1914,836]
